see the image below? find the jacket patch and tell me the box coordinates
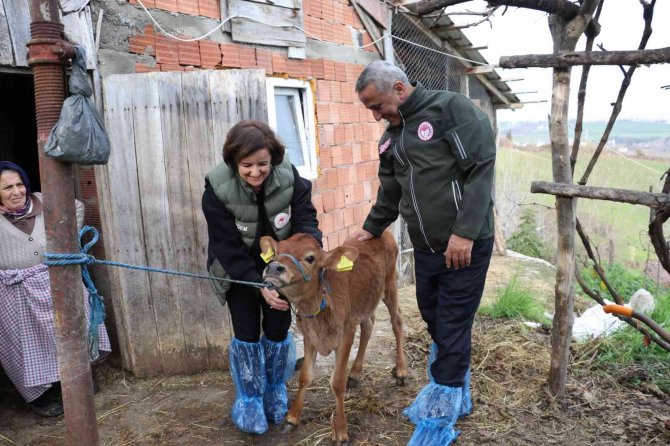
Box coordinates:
[274,212,290,229]
[417,122,434,141]
[236,222,248,232]
[378,138,391,155]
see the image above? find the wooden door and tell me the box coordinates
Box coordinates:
[98,69,268,376]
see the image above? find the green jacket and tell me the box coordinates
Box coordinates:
[204,157,295,304]
[363,82,496,253]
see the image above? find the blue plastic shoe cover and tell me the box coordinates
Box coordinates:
[261,333,296,424]
[407,419,460,446]
[229,338,268,434]
[461,367,472,417]
[403,382,463,425]
[403,382,462,446]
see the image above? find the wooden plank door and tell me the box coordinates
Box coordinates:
[99,69,268,376]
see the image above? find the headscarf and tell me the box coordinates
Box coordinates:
[0,161,32,218]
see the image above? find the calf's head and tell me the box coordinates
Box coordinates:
[260,233,359,303]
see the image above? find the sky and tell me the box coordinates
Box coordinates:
[447,1,670,123]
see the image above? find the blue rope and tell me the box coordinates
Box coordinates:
[43,227,273,289]
[77,226,105,361]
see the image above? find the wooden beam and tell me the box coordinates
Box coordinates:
[464,64,494,75]
[455,45,488,51]
[351,0,385,56]
[494,103,523,110]
[531,181,670,210]
[416,0,579,18]
[500,47,670,68]
[429,24,468,33]
[510,90,538,94]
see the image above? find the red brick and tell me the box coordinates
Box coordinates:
[332,209,344,230]
[177,0,199,15]
[326,232,339,250]
[344,124,355,142]
[253,49,273,74]
[323,59,336,80]
[322,190,336,212]
[155,34,179,64]
[178,39,201,66]
[334,125,346,145]
[331,146,343,166]
[346,64,361,83]
[154,0,176,11]
[321,0,335,21]
[316,80,331,101]
[135,62,158,73]
[199,0,220,19]
[318,146,333,169]
[130,0,156,6]
[220,43,241,68]
[129,25,156,56]
[327,81,339,102]
[199,40,221,68]
[316,103,331,124]
[305,15,322,40]
[312,194,324,213]
[333,2,345,24]
[356,163,367,182]
[238,46,256,69]
[352,143,362,163]
[319,125,335,146]
[334,62,347,81]
[272,52,287,74]
[353,124,366,143]
[305,0,321,18]
[343,7,355,26]
[341,146,353,165]
[310,59,325,79]
[340,82,353,103]
[338,229,349,247]
[354,183,364,203]
[160,63,185,71]
[320,212,334,235]
[334,190,346,209]
[363,180,374,200]
[321,22,335,43]
[325,169,339,189]
[343,206,355,227]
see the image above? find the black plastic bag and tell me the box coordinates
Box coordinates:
[45,45,110,165]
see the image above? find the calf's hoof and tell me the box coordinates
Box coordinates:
[392,367,407,386]
[281,421,298,434]
[346,377,360,389]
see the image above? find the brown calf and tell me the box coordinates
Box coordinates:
[261,230,408,445]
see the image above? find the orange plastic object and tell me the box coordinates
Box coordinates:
[602,304,634,318]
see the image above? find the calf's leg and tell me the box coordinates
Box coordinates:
[347,316,375,389]
[383,280,408,385]
[331,327,356,445]
[283,339,317,433]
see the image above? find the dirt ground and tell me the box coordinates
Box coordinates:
[2,253,669,445]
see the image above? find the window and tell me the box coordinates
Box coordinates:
[266,78,317,179]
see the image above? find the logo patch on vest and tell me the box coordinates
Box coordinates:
[236,223,248,232]
[378,138,391,155]
[417,122,434,141]
[274,212,290,229]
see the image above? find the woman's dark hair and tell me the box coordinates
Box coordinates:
[222,120,285,167]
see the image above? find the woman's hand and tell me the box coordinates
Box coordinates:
[261,286,289,311]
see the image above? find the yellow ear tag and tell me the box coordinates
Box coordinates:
[336,256,354,271]
[261,247,275,264]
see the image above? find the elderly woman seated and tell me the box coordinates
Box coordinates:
[0,161,111,417]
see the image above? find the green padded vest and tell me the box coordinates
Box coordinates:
[205,157,295,304]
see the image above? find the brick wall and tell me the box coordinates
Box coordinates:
[114,0,385,250]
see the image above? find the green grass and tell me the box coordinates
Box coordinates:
[479,276,549,325]
[495,145,670,265]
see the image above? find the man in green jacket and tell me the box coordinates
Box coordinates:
[354,60,496,445]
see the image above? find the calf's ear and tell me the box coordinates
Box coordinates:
[260,236,278,263]
[321,246,359,271]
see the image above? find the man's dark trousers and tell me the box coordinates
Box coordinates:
[414,237,494,387]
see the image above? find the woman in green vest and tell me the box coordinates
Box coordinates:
[202,120,322,435]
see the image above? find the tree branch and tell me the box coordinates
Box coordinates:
[416,0,579,17]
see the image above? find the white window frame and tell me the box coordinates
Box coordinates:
[266,77,318,179]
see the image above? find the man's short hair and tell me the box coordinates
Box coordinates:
[355,60,409,93]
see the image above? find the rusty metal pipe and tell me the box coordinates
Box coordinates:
[28,1,99,444]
